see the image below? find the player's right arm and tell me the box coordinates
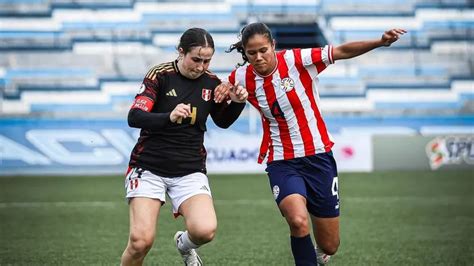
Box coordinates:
[128,72,172,130]
[169,103,191,123]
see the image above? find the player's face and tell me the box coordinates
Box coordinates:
[179,46,214,79]
[244,34,276,76]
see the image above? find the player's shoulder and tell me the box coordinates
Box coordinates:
[144,61,177,80]
[204,70,221,83]
[277,48,302,58]
[231,63,250,76]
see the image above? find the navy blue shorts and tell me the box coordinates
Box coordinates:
[265,151,340,218]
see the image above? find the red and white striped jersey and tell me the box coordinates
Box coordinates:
[228,45,335,164]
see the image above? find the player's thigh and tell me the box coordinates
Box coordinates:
[266,159,308,208]
[125,168,167,204]
[279,193,308,219]
[179,194,217,233]
[168,172,216,231]
[303,152,340,218]
[310,215,340,247]
[128,197,162,241]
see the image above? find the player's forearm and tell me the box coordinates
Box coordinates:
[128,108,171,130]
[333,39,384,61]
[212,101,246,129]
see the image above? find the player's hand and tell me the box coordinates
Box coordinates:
[214,82,232,103]
[229,81,248,103]
[381,28,407,46]
[170,103,191,123]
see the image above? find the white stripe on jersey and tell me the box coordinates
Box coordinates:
[301,47,315,67]
[281,51,308,159]
[229,46,335,163]
[272,69,302,160]
[301,48,318,77]
[302,48,335,150]
[286,49,324,156]
[322,45,333,65]
[234,66,247,89]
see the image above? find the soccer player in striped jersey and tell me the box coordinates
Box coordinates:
[121,28,248,266]
[226,22,406,265]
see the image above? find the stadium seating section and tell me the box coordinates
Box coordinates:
[0,0,472,134]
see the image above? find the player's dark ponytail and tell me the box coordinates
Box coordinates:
[226,22,273,67]
[178,28,215,54]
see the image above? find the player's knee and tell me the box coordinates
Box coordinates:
[287,214,309,234]
[128,233,154,257]
[190,226,216,244]
[319,239,339,255]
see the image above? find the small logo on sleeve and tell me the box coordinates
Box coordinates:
[138,83,146,94]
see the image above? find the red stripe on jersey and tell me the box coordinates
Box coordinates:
[259,116,273,163]
[294,49,333,152]
[244,66,272,163]
[311,48,327,74]
[262,72,294,160]
[131,95,154,112]
[228,70,236,85]
[245,66,259,109]
[281,50,315,156]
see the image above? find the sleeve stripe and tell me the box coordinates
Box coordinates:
[329,45,334,64]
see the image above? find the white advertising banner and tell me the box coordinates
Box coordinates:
[331,134,373,172]
[205,130,373,173]
[0,119,373,175]
[204,129,266,174]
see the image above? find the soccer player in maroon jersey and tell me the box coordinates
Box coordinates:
[225,22,405,265]
[121,28,248,266]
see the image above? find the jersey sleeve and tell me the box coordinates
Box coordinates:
[209,76,246,129]
[130,74,159,112]
[299,45,334,74]
[128,69,172,130]
[211,101,246,129]
[227,70,236,85]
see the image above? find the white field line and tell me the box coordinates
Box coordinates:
[0,201,119,208]
[0,199,272,208]
[0,197,469,208]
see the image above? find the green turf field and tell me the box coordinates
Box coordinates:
[0,171,472,265]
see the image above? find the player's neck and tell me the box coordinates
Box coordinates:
[254,54,278,77]
[176,59,194,79]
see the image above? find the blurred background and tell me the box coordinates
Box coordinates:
[0,0,472,175]
[0,1,473,265]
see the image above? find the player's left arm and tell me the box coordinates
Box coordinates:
[211,82,248,129]
[333,28,406,61]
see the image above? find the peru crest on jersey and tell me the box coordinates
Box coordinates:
[202,88,212,101]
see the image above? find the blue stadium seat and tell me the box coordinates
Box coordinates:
[0,0,472,136]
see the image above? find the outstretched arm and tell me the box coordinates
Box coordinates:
[333,28,407,61]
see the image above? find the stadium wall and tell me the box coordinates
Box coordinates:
[373,135,474,171]
[0,118,373,176]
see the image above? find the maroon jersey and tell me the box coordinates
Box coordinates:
[128,61,245,177]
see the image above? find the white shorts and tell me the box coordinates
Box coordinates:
[125,168,212,215]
